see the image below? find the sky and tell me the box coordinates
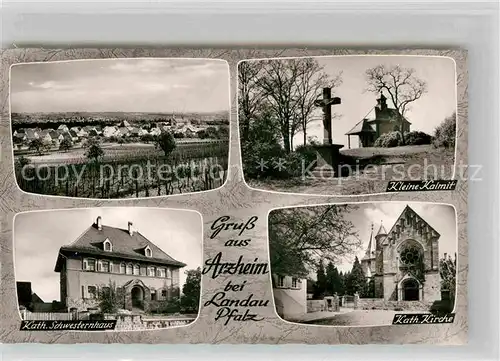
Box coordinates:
[14,208,203,302]
[290,56,457,148]
[10,58,230,113]
[324,202,457,274]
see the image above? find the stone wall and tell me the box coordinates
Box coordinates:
[103,313,195,331]
[356,298,433,311]
[307,300,326,313]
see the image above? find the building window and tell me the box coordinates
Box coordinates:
[166,268,171,278]
[140,266,147,276]
[291,278,299,289]
[277,276,285,288]
[83,258,96,271]
[147,267,155,277]
[126,264,133,275]
[161,289,167,298]
[145,247,152,258]
[400,245,421,266]
[120,263,126,274]
[99,261,110,273]
[103,239,112,252]
[133,264,140,275]
[88,286,97,299]
[151,290,157,301]
[158,268,166,278]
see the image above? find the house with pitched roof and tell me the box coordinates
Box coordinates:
[54,216,186,312]
[360,205,441,303]
[345,93,411,148]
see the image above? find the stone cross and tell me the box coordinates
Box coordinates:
[314,87,341,145]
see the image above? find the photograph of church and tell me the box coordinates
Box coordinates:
[239,54,460,196]
[345,93,412,148]
[15,207,202,331]
[269,202,457,326]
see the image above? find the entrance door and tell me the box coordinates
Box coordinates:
[131,286,144,309]
[402,279,419,301]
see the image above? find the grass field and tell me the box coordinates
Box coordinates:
[247,145,456,195]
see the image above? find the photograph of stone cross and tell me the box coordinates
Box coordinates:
[312,87,343,176]
[238,54,459,196]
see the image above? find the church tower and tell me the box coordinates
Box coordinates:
[373,222,387,298]
[376,92,388,111]
[361,224,376,278]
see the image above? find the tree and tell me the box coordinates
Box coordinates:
[268,205,362,278]
[315,260,327,298]
[254,59,304,153]
[156,132,177,156]
[84,138,104,162]
[433,112,456,148]
[325,261,342,296]
[98,281,125,313]
[345,257,366,296]
[295,59,342,146]
[16,155,31,169]
[28,138,44,155]
[59,138,73,152]
[365,65,427,145]
[238,61,265,142]
[439,253,456,305]
[180,267,201,314]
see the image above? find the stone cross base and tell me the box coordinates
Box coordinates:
[313,143,344,177]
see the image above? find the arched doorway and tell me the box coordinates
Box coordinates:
[131,286,144,309]
[402,279,420,301]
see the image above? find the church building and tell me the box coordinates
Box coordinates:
[54,216,186,313]
[345,93,411,148]
[360,205,441,303]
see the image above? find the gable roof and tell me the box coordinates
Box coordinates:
[376,223,387,236]
[54,221,186,272]
[382,205,440,246]
[346,118,376,135]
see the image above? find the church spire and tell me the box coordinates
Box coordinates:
[376,220,387,236]
[362,223,375,260]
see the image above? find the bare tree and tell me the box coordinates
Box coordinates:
[365,65,427,145]
[295,59,343,146]
[238,61,264,142]
[254,59,303,153]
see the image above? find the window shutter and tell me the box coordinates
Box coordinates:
[97,261,102,272]
[109,262,113,273]
[83,259,88,271]
[83,286,89,299]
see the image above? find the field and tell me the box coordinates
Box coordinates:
[15,140,229,198]
[247,145,456,195]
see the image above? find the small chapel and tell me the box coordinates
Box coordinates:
[345,93,412,148]
[360,205,441,303]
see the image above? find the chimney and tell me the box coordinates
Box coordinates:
[96,216,102,231]
[128,222,134,236]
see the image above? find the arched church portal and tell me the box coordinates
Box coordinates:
[131,285,145,309]
[402,278,420,301]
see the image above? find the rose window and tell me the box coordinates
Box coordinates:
[400,246,421,266]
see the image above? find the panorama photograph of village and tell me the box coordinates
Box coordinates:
[239,55,458,195]
[10,59,230,198]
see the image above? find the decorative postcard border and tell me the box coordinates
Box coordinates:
[0,48,467,344]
